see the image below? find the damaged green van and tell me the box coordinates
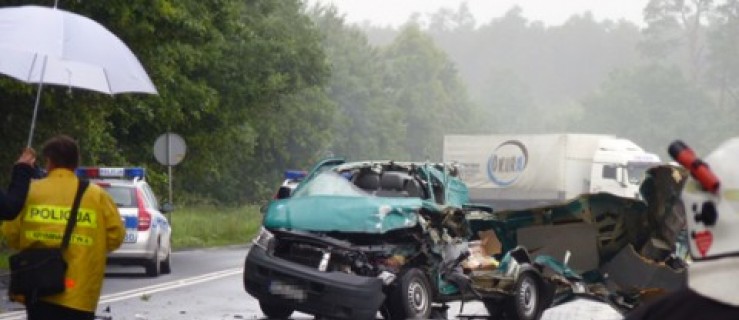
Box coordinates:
[243,158,477,320]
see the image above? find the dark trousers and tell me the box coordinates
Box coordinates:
[26,300,95,320]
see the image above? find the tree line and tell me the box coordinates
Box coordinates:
[0,0,476,205]
[362,0,737,157]
[1,0,737,205]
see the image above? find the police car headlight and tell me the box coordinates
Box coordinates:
[253,227,275,251]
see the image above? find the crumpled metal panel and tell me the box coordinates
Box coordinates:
[263,195,423,233]
[468,165,688,265]
[600,243,686,296]
[467,165,689,311]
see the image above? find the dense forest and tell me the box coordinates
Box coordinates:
[361,1,736,155]
[0,0,737,205]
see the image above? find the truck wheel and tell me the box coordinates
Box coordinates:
[259,300,294,319]
[386,268,432,320]
[509,272,543,320]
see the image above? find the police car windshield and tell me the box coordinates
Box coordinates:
[100,185,137,208]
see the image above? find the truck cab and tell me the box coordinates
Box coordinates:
[589,138,661,199]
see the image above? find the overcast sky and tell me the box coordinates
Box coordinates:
[308,0,648,27]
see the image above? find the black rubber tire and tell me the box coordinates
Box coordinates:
[145,244,161,277]
[160,246,172,274]
[385,268,432,320]
[483,298,505,319]
[508,271,543,320]
[259,300,294,319]
[380,307,391,320]
[429,305,449,319]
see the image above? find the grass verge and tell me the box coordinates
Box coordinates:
[170,204,263,249]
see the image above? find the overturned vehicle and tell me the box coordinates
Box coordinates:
[243,159,688,320]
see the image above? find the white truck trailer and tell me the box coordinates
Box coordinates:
[443,134,661,210]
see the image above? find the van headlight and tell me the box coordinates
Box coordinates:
[253,227,275,251]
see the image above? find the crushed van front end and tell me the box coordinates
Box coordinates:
[244,235,386,320]
[243,160,473,320]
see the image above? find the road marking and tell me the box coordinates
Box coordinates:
[99,268,241,303]
[0,268,242,320]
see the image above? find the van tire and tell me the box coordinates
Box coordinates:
[508,271,544,320]
[385,268,432,319]
[259,300,294,319]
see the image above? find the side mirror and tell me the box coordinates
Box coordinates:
[161,202,175,213]
[275,186,292,200]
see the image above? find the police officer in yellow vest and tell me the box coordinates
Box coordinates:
[2,135,125,320]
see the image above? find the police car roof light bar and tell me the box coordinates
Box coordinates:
[285,170,307,180]
[76,167,146,180]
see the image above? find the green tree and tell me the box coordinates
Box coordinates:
[421,6,643,135]
[706,0,739,110]
[576,64,724,155]
[475,68,537,133]
[308,5,408,161]
[0,0,333,205]
[381,24,478,160]
[641,0,716,83]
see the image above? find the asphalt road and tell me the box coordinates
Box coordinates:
[0,246,490,320]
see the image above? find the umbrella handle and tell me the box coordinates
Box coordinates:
[27,56,47,148]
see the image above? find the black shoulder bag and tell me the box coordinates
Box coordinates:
[9,180,89,304]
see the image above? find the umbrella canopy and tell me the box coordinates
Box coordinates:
[0,5,158,145]
[0,5,157,94]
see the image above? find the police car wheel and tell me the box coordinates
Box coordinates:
[145,244,161,277]
[160,246,172,274]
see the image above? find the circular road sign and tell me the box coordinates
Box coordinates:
[154,133,187,166]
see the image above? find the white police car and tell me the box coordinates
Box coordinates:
[273,170,306,200]
[76,167,173,277]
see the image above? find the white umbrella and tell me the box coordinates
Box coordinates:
[0,5,158,146]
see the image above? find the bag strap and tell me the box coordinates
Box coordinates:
[61,179,89,250]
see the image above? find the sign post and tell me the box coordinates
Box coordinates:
[153,133,187,205]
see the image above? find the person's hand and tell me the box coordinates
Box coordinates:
[15,148,36,166]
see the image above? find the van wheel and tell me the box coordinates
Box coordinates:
[145,244,161,277]
[508,272,543,320]
[259,300,294,319]
[380,307,390,320]
[483,298,504,318]
[385,268,432,319]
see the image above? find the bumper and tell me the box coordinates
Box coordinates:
[244,245,385,320]
[108,230,156,263]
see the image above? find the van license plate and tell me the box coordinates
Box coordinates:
[268,280,306,301]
